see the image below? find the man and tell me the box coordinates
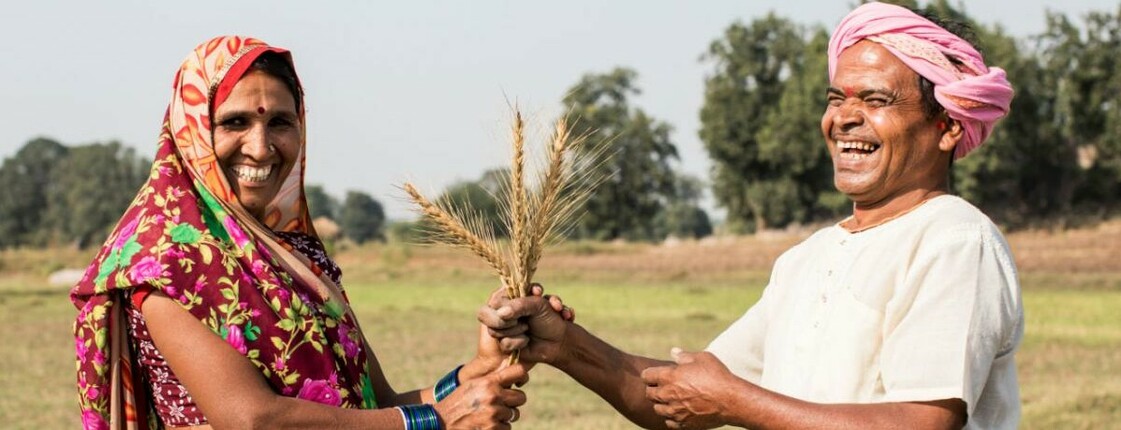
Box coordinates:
[479,2,1022,429]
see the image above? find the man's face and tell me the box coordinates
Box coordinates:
[821,40,954,207]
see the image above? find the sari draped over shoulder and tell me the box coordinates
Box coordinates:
[70,36,377,430]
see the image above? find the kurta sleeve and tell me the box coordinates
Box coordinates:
[706,255,787,384]
[879,224,1022,417]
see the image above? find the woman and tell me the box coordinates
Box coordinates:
[71,36,529,430]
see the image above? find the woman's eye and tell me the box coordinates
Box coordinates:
[865,97,888,107]
[827,96,843,106]
[269,117,294,128]
[219,117,247,128]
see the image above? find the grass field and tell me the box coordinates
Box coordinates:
[1,221,1119,429]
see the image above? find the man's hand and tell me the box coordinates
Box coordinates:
[641,348,736,430]
[477,284,572,365]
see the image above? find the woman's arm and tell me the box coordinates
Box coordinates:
[142,291,525,429]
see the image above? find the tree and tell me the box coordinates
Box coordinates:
[435,168,508,237]
[0,138,69,247]
[563,68,680,241]
[339,190,386,244]
[654,175,713,240]
[304,184,339,220]
[700,15,835,233]
[1036,8,1121,213]
[42,142,149,248]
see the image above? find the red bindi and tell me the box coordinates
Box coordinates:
[257,106,265,114]
[843,86,855,97]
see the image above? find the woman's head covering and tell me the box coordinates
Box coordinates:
[72,36,375,430]
[169,36,312,233]
[827,2,1014,159]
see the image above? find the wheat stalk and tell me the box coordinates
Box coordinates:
[404,107,604,365]
[402,182,512,286]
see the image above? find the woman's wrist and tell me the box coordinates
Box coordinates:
[397,404,442,430]
[458,357,494,382]
[432,364,463,402]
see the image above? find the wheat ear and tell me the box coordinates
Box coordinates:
[402,182,512,286]
[508,110,530,299]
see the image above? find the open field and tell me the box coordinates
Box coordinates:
[2,220,1120,429]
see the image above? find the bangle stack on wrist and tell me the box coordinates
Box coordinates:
[433,364,463,402]
[397,404,441,430]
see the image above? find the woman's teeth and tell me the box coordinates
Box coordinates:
[233,165,272,182]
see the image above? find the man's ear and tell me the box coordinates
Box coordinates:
[939,118,964,153]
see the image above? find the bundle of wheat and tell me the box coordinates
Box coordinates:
[403,109,604,363]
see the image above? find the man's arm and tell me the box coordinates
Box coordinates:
[483,293,966,430]
[642,349,965,430]
[480,290,674,429]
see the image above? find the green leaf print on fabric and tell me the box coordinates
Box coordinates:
[169,223,203,244]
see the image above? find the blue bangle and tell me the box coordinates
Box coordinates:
[398,404,441,430]
[433,364,463,402]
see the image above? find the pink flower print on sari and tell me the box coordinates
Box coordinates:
[251,259,271,278]
[337,323,360,358]
[297,378,342,406]
[128,256,166,284]
[223,215,250,249]
[225,323,248,355]
[113,218,140,250]
[75,337,89,359]
[81,409,108,430]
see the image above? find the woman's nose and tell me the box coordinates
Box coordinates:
[242,124,271,158]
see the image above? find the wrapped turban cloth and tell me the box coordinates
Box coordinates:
[828,2,1014,159]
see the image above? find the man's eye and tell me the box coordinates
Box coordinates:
[827,96,844,106]
[865,97,888,107]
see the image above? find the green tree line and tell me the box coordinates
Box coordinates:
[5,0,1119,248]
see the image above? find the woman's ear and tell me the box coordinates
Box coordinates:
[939,118,964,153]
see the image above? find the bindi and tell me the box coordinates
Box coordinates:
[843,86,855,97]
[257,106,266,114]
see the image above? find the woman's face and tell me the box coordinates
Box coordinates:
[212,70,301,220]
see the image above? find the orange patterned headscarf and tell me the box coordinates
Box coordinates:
[169,35,313,233]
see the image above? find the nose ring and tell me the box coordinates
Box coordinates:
[268,144,276,153]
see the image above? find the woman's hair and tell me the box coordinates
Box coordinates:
[249,51,303,112]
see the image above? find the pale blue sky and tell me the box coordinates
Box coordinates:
[3,1,1115,219]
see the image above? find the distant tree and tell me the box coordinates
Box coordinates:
[43,142,148,248]
[700,15,834,233]
[563,67,680,241]
[339,190,386,244]
[0,138,69,247]
[435,168,508,237]
[305,184,339,220]
[1036,8,1121,213]
[654,175,713,240]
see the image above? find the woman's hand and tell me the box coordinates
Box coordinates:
[435,363,529,430]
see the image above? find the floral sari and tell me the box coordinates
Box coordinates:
[71,36,376,430]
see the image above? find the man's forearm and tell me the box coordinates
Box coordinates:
[719,380,965,430]
[553,323,673,429]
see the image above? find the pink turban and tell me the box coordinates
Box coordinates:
[828,2,1014,159]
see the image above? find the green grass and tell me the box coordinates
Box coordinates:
[0,256,1118,429]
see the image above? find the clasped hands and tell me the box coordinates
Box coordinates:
[476,284,738,430]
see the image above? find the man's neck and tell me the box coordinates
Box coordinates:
[843,189,947,233]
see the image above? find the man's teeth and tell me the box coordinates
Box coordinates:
[233,165,272,182]
[837,141,879,159]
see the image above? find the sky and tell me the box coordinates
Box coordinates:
[3,0,1116,220]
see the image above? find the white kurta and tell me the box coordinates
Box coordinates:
[707,195,1023,429]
